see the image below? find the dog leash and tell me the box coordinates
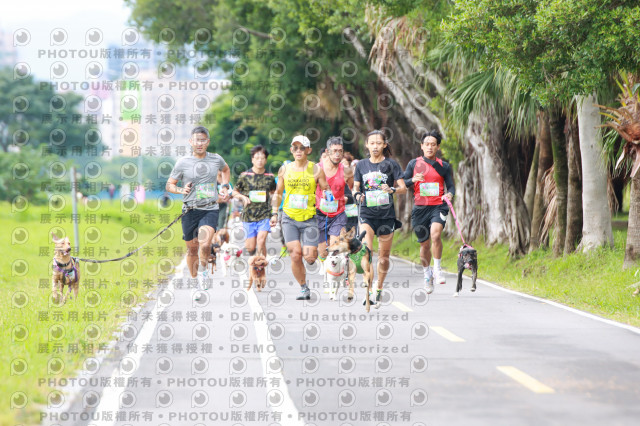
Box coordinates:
[444,197,472,248]
[75,207,192,264]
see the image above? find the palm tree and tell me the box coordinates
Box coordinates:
[597,74,640,267]
[429,44,537,256]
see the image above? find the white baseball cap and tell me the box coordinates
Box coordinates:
[291,135,311,147]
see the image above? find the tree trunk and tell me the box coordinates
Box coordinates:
[457,111,530,256]
[348,29,445,136]
[576,94,614,252]
[624,173,640,268]
[564,115,583,254]
[550,108,568,256]
[530,110,553,250]
[523,140,539,219]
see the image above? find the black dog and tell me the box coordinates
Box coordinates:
[454,245,477,297]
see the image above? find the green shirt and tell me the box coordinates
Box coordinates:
[235,169,277,222]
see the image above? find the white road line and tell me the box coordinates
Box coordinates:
[90,259,183,426]
[389,255,640,335]
[391,301,413,312]
[244,272,303,426]
[497,366,555,394]
[430,326,465,342]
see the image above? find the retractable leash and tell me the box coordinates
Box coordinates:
[444,197,474,250]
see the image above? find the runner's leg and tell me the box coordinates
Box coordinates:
[376,232,394,290]
[256,231,268,256]
[186,239,199,278]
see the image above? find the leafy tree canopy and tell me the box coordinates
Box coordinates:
[444,0,640,104]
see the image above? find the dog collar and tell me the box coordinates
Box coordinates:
[253,266,265,272]
[326,269,344,276]
[54,259,71,268]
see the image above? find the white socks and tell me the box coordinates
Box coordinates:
[423,266,432,279]
[433,258,441,272]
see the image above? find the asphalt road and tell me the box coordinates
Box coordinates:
[43,220,640,426]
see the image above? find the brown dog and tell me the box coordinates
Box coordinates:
[51,233,80,304]
[247,255,268,291]
[327,228,374,311]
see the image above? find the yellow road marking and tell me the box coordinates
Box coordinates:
[497,366,555,394]
[430,326,465,342]
[391,301,413,312]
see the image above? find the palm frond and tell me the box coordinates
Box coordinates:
[449,66,537,140]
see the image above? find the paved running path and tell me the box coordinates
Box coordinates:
[43,219,640,426]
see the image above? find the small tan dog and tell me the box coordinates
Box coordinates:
[51,233,80,304]
[247,255,268,291]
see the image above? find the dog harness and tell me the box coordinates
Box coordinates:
[52,258,79,284]
[348,243,371,275]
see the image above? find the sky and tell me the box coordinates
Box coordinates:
[2,0,134,82]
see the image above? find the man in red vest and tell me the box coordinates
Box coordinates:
[403,130,455,294]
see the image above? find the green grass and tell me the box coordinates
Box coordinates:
[385,230,640,327]
[1,199,185,426]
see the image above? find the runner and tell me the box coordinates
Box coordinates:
[270,135,331,300]
[403,130,455,293]
[233,145,277,256]
[274,160,291,259]
[165,126,231,296]
[353,130,407,308]
[316,136,354,262]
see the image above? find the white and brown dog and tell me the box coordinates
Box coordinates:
[324,252,355,301]
[51,233,80,304]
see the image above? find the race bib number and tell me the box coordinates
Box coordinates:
[319,198,339,213]
[288,194,308,209]
[345,204,358,217]
[195,183,216,200]
[365,190,390,207]
[249,190,267,203]
[420,182,440,197]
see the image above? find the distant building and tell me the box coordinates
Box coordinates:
[0,27,18,68]
[96,41,227,159]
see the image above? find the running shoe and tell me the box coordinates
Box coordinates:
[374,289,382,309]
[199,267,211,291]
[425,275,434,294]
[296,288,311,300]
[434,268,446,285]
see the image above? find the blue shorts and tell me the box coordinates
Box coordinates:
[243,218,271,239]
[182,208,219,241]
[316,210,347,242]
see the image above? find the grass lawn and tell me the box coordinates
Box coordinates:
[1,198,185,426]
[385,229,640,327]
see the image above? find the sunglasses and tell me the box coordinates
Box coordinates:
[291,145,307,152]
